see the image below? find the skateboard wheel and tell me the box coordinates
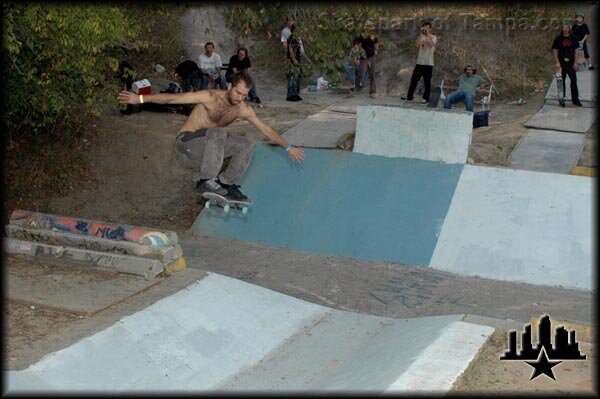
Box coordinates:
[223,204,230,213]
[242,207,248,214]
[205,201,211,209]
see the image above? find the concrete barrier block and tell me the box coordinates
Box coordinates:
[5,238,164,278]
[9,210,179,245]
[164,257,186,274]
[5,225,177,263]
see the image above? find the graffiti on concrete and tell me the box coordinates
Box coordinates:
[10,210,173,245]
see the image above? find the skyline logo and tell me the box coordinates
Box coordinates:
[500,314,586,381]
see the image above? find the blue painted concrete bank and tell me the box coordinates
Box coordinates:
[194,144,463,265]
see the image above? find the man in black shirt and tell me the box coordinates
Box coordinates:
[226,47,261,104]
[358,32,379,97]
[572,12,593,70]
[552,24,582,106]
[174,60,203,92]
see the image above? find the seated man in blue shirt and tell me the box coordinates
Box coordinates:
[444,64,488,112]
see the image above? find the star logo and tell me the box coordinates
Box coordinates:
[526,347,561,380]
[500,315,586,382]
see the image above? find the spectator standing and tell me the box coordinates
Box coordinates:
[281,16,295,53]
[226,47,261,104]
[199,42,226,90]
[358,32,379,97]
[572,12,594,70]
[286,25,313,101]
[552,24,583,106]
[401,21,437,104]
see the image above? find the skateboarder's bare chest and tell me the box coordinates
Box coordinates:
[188,103,242,129]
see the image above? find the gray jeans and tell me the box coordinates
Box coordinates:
[359,55,376,94]
[176,127,255,185]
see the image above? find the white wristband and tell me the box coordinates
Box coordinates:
[285,144,292,152]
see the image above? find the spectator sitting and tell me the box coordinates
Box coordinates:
[174,60,202,92]
[226,47,261,104]
[199,42,226,90]
[443,64,488,112]
[342,38,366,91]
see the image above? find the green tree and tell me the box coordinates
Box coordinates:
[3,4,141,141]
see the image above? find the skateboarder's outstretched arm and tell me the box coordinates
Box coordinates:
[241,107,305,163]
[118,89,212,105]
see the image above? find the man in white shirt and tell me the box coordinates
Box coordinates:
[199,42,226,90]
[401,21,437,104]
[281,16,294,52]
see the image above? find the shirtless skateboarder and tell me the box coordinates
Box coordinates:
[118,71,304,201]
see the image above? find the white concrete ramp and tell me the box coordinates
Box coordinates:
[354,106,473,164]
[5,273,493,393]
[430,165,594,290]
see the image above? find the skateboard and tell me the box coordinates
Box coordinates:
[555,70,566,107]
[201,192,252,214]
[427,86,442,108]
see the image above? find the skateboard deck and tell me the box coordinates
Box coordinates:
[556,71,566,107]
[427,86,442,108]
[201,192,252,214]
[575,46,587,71]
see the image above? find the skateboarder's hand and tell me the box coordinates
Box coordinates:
[118,90,140,104]
[288,146,304,163]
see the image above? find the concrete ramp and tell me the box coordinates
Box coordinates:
[6,273,494,393]
[194,144,464,266]
[430,165,594,290]
[509,129,586,173]
[524,104,596,133]
[281,109,356,148]
[280,96,406,149]
[545,70,597,106]
[354,106,473,164]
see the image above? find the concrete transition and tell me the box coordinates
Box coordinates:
[354,106,473,164]
[194,143,464,266]
[430,165,594,291]
[194,143,593,290]
[5,273,494,393]
[524,104,597,134]
[509,129,586,174]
